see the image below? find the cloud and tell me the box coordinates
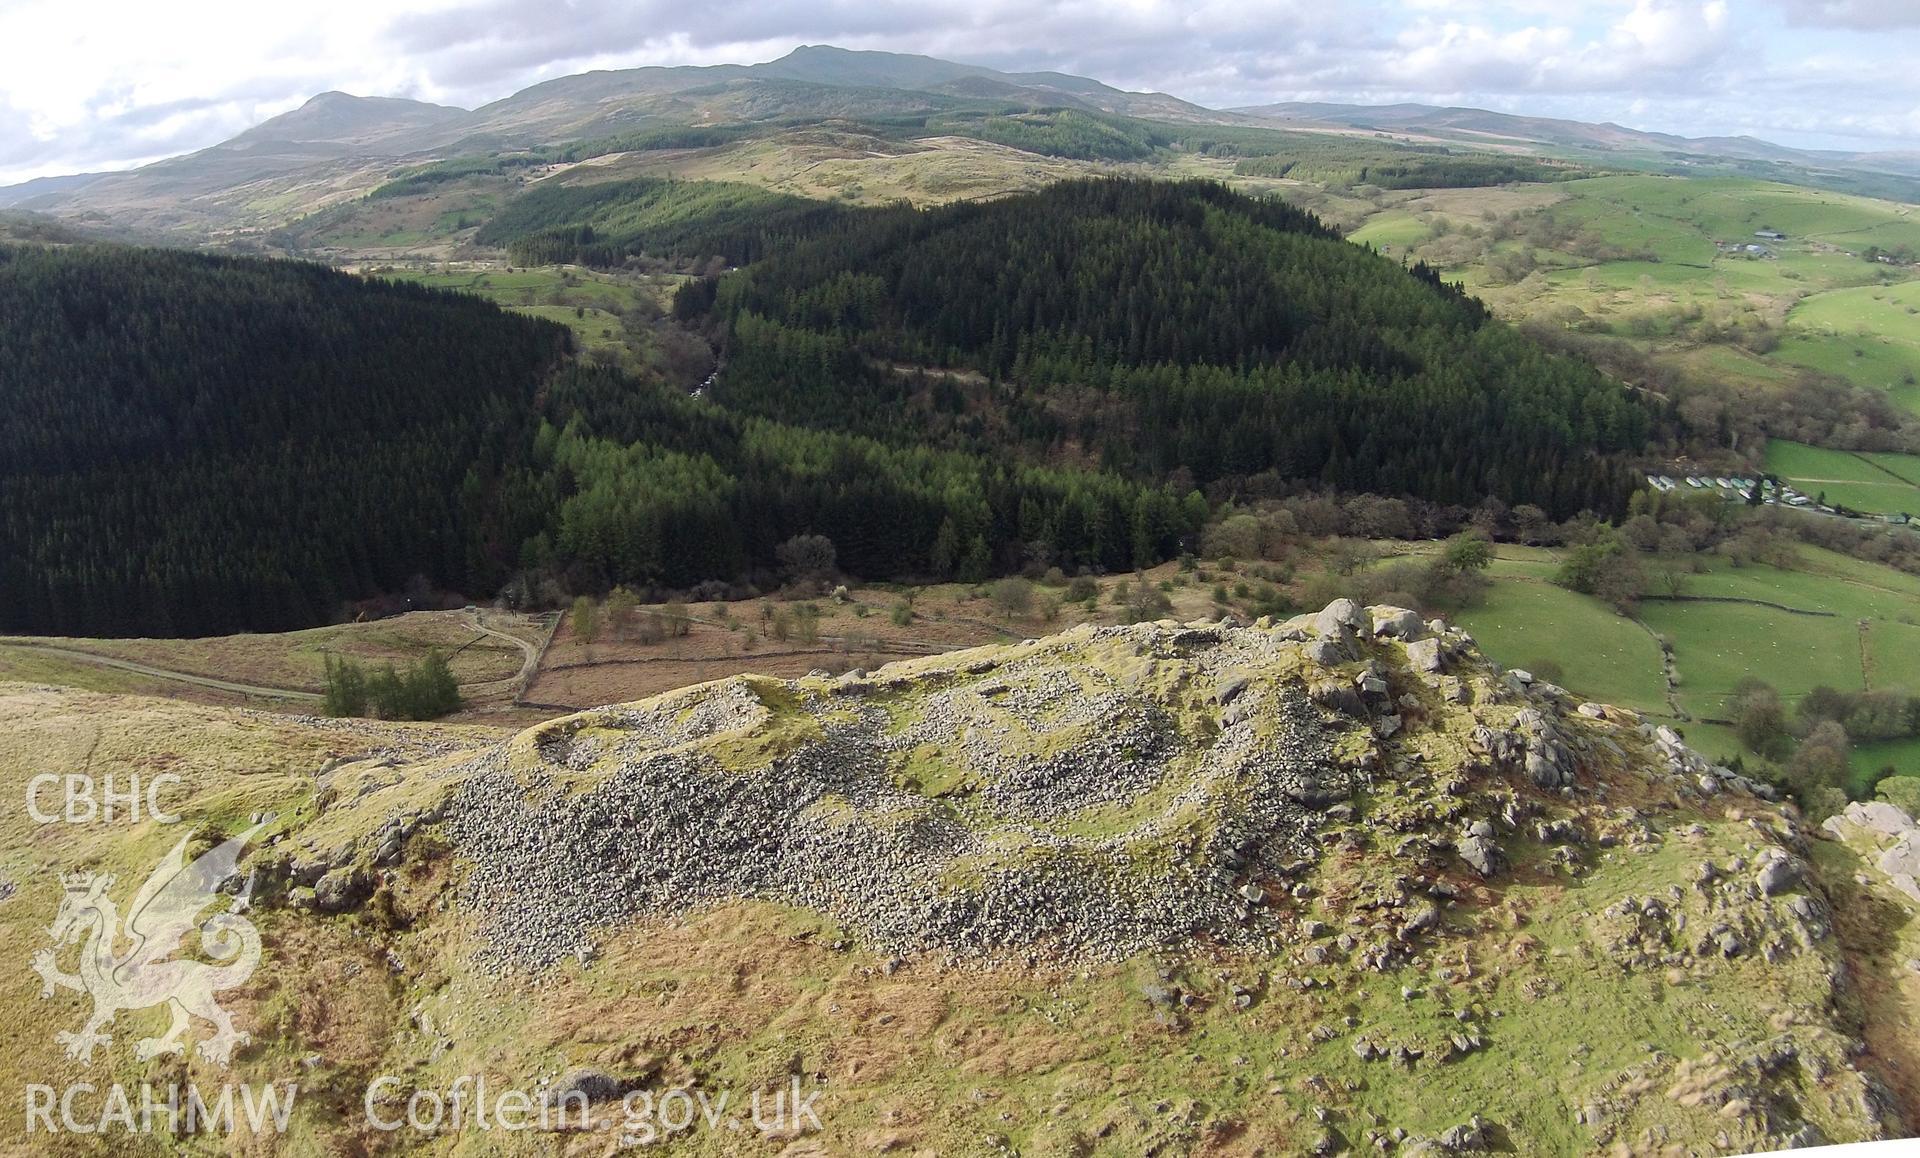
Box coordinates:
[0,0,1916,186]
[1773,0,1920,30]
[1380,1,1735,95]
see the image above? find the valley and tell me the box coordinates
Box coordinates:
[7,40,1919,838]
[8,36,1920,1157]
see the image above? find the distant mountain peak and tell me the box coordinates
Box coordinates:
[233,90,471,149]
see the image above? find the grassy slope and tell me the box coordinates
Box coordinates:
[1778,279,1920,414]
[1450,562,1669,715]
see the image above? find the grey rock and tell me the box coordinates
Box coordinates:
[1437,1114,1490,1151]
[1844,800,1916,836]
[1370,606,1423,639]
[547,1068,627,1105]
[1310,678,1367,718]
[1316,599,1367,637]
[1304,639,1348,667]
[1782,1122,1825,1148]
[1458,835,1504,878]
[1756,857,1803,896]
[1406,638,1444,673]
[313,867,372,914]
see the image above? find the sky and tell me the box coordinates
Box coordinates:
[2,0,1918,186]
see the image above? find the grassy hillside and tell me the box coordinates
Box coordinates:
[1779,280,1920,414]
[367,263,694,375]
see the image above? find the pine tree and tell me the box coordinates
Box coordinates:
[959,534,992,583]
[930,517,961,578]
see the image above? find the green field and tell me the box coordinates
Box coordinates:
[1451,564,1669,715]
[1779,280,1920,413]
[1640,599,1862,710]
[1542,175,1920,255]
[1764,440,1920,515]
[1430,543,1920,782]
[377,265,655,310]
[1857,737,1920,785]
[1346,209,1429,253]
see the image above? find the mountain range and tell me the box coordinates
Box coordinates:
[7,44,1915,234]
[1239,100,1920,180]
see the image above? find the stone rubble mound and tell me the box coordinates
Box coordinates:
[438,601,1767,970]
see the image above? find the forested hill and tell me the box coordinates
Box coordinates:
[692,179,1650,515]
[0,245,570,636]
[0,243,1202,637]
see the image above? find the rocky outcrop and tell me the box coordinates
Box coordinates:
[1825,800,1920,902]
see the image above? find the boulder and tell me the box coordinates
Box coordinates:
[1406,637,1445,673]
[547,1068,628,1105]
[1303,639,1348,667]
[1457,835,1504,878]
[1756,857,1803,897]
[1315,598,1367,637]
[1370,606,1423,639]
[1878,834,1920,881]
[1437,1115,1490,1151]
[313,867,373,914]
[1309,678,1367,718]
[290,856,331,887]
